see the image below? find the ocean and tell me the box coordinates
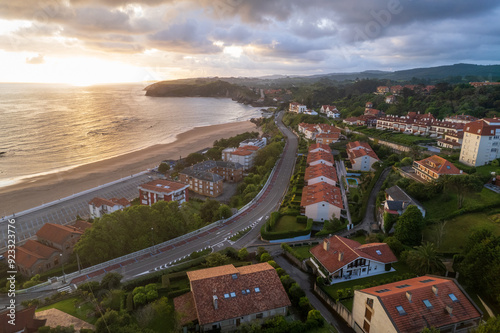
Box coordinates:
[0,83,262,188]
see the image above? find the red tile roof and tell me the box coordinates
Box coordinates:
[310,235,396,274]
[174,292,198,326]
[185,263,290,325]
[231,145,260,156]
[308,143,332,153]
[307,151,334,165]
[464,119,500,136]
[88,197,130,208]
[73,220,93,231]
[301,182,343,208]
[36,223,85,246]
[0,307,46,333]
[346,141,379,161]
[360,276,482,333]
[14,240,60,269]
[316,133,340,140]
[139,179,189,194]
[304,164,338,183]
[414,155,464,176]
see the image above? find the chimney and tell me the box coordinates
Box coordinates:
[432,285,438,296]
[323,239,330,251]
[460,170,463,174]
[338,252,344,261]
[445,305,453,315]
[406,291,412,302]
[213,295,218,310]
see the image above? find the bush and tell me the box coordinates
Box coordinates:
[167,287,191,298]
[296,215,308,224]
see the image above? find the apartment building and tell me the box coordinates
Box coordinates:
[459,118,500,166]
[139,179,189,205]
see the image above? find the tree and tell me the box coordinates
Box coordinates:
[441,174,483,209]
[238,248,249,261]
[133,293,147,307]
[260,253,272,262]
[394,205,425,246]
[100,272,123,290]
[384,237,404,257]
[184,152,205,166]
[401,157,413,166]
[200,199,221,222]
[158,162,170,174]
[383,212,398,234]
[306,309,324,328]
[406,242,445,275]
[474,316,500,333]
[204,252,229,267]
[421,327,441,333]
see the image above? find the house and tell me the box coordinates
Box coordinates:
[309,143,331,153]
[364,108,385,118]
[10,240,61,276]
[385,95,396,104]
[289,102,307,113]
[310,235,397,284]
[239,137,267,149]
[222,145,260,170]
[376,112,464,137]
[208,161,244,182]
[365,102,373,109]
[343,117,359,126]
[437,131,463,150]
[469,81,500,88]
[36,221,91,261]
[174,263,290,332]
[316,132,340,145]
[300,182,343,221]
[0,307,46,333]
[459,118,500,166]
[320,105,341,118]
[376,86,390,94]
[138,179,189,205]
[307,150,334,167]
[298,123,342,140]
[444,114,478,124]
[179,168,224,198]
[303,109,318,116]
[352,276,482,333]
[304,164,338,186]
[356,115,378,127]
[384,185,426,221]
[346,141,380,171]
[88,197,130,219]
[413,155,464,182]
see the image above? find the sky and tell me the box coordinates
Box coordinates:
[1,0,500,85]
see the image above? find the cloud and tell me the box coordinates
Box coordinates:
[26,53,45,64]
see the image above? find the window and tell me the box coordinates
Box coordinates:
[232,274,238,279]
[420,279,435,283]
[254,287,260,293]
[423,299,433,308]
[396,306,406,315]
[224,294,230,299]
[375,288,390,293]
[396,284,410,289]
[363,320,371,333]
[256,313,263,319]
[364,307,372,321]
[246,289,250,294]
[449,293,459,302]
[242,290,246,295]
[230,292,236,298]
[366,298,374,308]
[375,250,382,255]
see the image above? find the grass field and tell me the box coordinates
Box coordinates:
[423,211,500,253]
[274,215,306,232]
[289,245,314,260]
[36,297,97,324]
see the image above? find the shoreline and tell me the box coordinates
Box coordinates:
[0,120,258,214]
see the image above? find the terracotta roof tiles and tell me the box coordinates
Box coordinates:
[36,223,85,245]
[139,179,189,194]
[301,182,343,208]
[304,164,338,183]
[307,151,334,165]
[414,155,463,175]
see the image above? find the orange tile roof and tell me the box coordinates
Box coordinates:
[464,119,500,136]
[14,240,60,269]
[310,235,397,274]
[185,263,290,325]
[360,276,482,333]
[308,143,331,153]
[316,133,340,139]
[173,292,198,326]
[139,179,189,194]
[307,151,334,164]
[346,141,379,161]
[304,164,338,183]
[301,182,343,208]
[36,223,85,246]
[88,197,130,208]
[414,155,463,175]
[73,220,92,231]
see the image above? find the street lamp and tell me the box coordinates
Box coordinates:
[60,253,66,284]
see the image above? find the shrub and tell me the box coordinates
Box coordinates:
[296,215,308,224]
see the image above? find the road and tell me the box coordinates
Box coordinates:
[0,172,157,252]
[335,159,352,225]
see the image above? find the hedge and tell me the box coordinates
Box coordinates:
[167,287,191,299]
[261,218,313,241]
[296,215,308,224]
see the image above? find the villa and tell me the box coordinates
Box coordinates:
[346,141,380,171]
[300,182,343,221]
[138,179,189,205]
[88,196,130,219]
[413,155,464,182]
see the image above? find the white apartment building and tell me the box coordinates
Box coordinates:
[459,118,500,166]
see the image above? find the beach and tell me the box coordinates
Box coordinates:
[0,120,258,214]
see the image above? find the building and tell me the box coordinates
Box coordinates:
[11,240,61,276]
[383,186,426,229]
[356,115,378,127]
[301,182,343,221]
[469,81,500,88]
[174,263,290,332]
[298,123,342,140]
[346,141,380,171]
[321,105,341,118]
[307,150,334,167]
[364,108,385,117]
[352,276,482,333]
[304,164,338,186]
[179,168,223,198]
[139,179,189,205]
[88,197,130,219]
[303,109,318,116]
[385,95,396,104]
[444,114,478,124]
[310,235,397,284]
[316,132,340,145]
[0,307,47,333]
[376,112,464,137]
[437,131,463,150]
[413,155,464,182]
[376,86,390,94]
[459,118,500,166]
[289,102,307,113]
[309,143,331,153]
[239,137,267,149]
[222,145,260,170]
[36,221,91,261]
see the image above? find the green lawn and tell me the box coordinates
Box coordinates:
[289,245,314,260]
[347,178,359,186]
[474,164,500,179]
[423,211,500,253]
[36,297,98,324]
[274,215,306,232]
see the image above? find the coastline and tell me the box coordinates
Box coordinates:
[0,120,258,213]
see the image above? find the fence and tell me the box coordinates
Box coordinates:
[313,283,354,327]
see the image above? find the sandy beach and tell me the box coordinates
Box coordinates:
[0,120,257,213]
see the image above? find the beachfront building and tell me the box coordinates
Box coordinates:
[352,276,482,333]
[289,102,307,113]
[138,179,189,205]
[300,182,343,221]
[36,221,92,261]
[346,141,380,171]
[222,145,260,170]
[179,168,224,198]
[413,155,464,182]
[174,263,290,332]
[239,137,267,149]
[459,118,500,166]
[310,235,397,284]
[88,197,131,219]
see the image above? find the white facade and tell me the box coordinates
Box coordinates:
[222,147,237,161]
[303,201,341,221]
[309,159,334,167]
[352,291,398,333]
[351,155,378,171]
[326,110,341,118]
[307,176,337,186]
[202,307,287,333]
[460,129,500,166]
[239,137,267,149]
[89,203,123,219]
